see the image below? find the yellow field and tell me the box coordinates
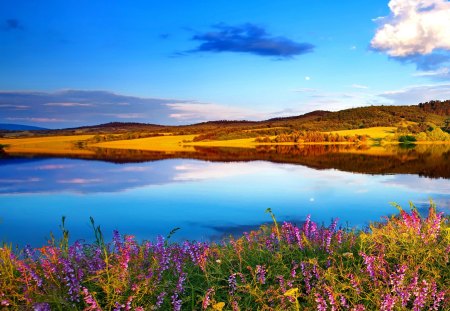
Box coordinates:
[187,137,259,148]
[93,135,198,152]
[1,127,446,156]
[327,127,397,139]
[0,135,95,155]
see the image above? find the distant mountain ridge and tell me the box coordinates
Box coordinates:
[0,124,48,131]
[1,100,449,134]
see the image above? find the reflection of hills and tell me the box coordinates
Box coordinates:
[4,144,450,179]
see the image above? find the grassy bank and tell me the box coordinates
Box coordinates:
[1,204,449,310]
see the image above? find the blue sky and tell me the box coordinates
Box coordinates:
[1,0,450,128]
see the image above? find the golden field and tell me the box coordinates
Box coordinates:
[0,126,448,156]
[0,135,95,155]
[327,126,397,139]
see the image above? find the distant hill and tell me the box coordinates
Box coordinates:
[4,100,449,136]
[0,124,48,131]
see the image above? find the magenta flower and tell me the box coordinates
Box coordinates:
[256,265,267,284]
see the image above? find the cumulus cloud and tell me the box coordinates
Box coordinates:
[371,0,450,57]
[189,23,314,59]
[371,0,450,78]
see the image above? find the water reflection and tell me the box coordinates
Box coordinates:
[4,143,449,178]
[0,144,449,246]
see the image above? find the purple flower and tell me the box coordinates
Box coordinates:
[62,259,81,301]
[315,293,327,311]
[256,265,267,284]
[228,273,238,295]
[155,291,166,308]
[171,293,182,311]
[380,294,396,311]
[33,302,51,311]
[413,279,429,311]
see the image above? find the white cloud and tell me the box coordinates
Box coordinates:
[371,0,450,57]
[58,178,103,184]
[351,84,369,89]
[167,102,269,122]
[6,117,70,123]
[101,113,145,119]
[379,83,450,104]
[383,174,450,194]
[413,67,449,77]
[0,104,29,109]
[292,88,318,93]
[44,102,93,107]
[305,76,311,81]
[173,162,263,181]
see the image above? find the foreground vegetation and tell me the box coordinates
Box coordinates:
[1,203,449,310]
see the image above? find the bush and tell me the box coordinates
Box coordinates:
[398,135,417,143]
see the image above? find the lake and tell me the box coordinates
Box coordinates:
[1,144,449,246]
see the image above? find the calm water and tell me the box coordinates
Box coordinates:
[1,145,449,246]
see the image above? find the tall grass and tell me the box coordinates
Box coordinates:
[1,202,449,310]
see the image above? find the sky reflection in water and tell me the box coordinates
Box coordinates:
[0,157,449,246]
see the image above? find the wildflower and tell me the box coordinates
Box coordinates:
[171,293,182,311]
[228,274,238,295]
[113,230,122,251]
[380,294,396,311]
[336,230,343,244]
[390,264,407,293]
[432,290,445,310]
[33,302,51,311]
[256,265,267,284]
[348,274,361,294]
[212,302,225,311]
[413,279,429,311]
[61,257,82,301]
[202,288,215,309]
[360,252,376,279]
[290,261,298,278]
[175,272,186,294]
[340,295,349,309]
[155,291,166,308]
[82,287,101,311]
[315,293,327,311]
[325,287,337,311]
